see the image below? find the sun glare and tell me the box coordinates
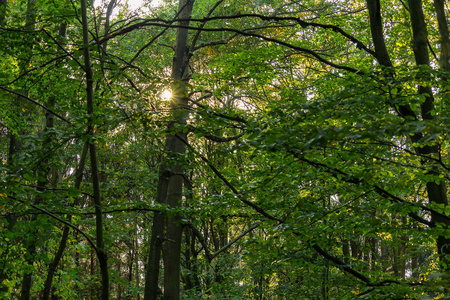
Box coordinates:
[161,89,172,101]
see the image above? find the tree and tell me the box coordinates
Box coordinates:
[144,0,195,299]
[1,0,449,299]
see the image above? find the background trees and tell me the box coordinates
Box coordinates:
[1,0,449,299]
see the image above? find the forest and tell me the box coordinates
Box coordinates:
[1,0,450,299]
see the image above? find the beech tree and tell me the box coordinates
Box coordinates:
[1,0,449,299]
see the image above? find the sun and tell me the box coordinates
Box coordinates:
[161,89,172,101]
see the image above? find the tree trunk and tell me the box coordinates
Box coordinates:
[407,0,450,263]
[134,231,141,300]
[163,2,195,299]
[81,0,109,298]
[0,3,16,295]
[144,1,195,299]
[367,0,450,267]
[144,165,169,300]
[0,0,6,25]
[342,239,350,264]
[43,1,116,296]
[42,142,88,300]
[366,0,392,67]
[433,0,450,71]
[19,1,38,298]
[40,22,73,300]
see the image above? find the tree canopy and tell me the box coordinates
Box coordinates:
[1,0,450,299]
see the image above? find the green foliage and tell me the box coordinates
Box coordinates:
[1,0,449,299]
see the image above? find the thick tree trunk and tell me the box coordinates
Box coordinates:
[366,0,392,67]
[407,0,450,262]
[366,0,415,120]
[144,1,195,299]
[163,2,194,299]
[367,0,450,266]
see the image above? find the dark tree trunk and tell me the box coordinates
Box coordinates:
[365,0,392,67]
[0,0,6,25]
[407,0,450,263]
[433,0,450,71]
[367,0,450,267]
[144,165,169,300]
[144,1,195,300]
[42,142,88,300]
[19,2,39,297]
[163,2,195,299]
[81,0,109,298]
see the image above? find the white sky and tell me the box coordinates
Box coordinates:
[94,0,162,14]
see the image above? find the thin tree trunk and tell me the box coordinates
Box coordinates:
[134,230,140,300]
[19,1,38,298]
[144,166,168,300]
[47,2,116,298]
[433,0,450,71]
[0,0,6,25]
[182,181,198,291]
[370,237,378,270]
[350,240,361,260]
[39,21,71,300]
[0,3,15,296]
[183,226,193,290]
[411,223,419,278]
[342,239,350,264]
[42,142,88,300]
[321,266,329,300]
[80,0,109,298]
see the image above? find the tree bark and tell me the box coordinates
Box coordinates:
[366,0,415,120]
[144,164,169,300]
[42,141,88,300]
[19,1,38,299]
[144,1,195,299]
[0,0,6,27]
[433,0,450,71]
[81,0,109,298]
[367,0,450,266]
[407,0,450,262]
[163,1,195,299]
[366,0,392,65]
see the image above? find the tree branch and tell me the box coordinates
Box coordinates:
[6,195,97,253]
[176,133,283,223]
[102,23,362,74]
[176,134,381,285]
[210,222,260,260]
[0,86,73,125]
[289,150,444,226]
